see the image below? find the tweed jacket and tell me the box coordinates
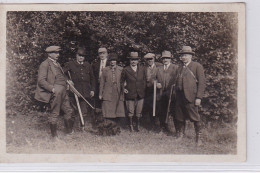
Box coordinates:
[99,65,124,101]
[176,61,205,102]
[121,65,147,100]
[156,63,178,96]
[35,58,64,103]
[145,62,163,88]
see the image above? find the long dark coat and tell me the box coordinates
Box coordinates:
[63,60,95,98]
[121,65,147,100]
[91,59,110,97]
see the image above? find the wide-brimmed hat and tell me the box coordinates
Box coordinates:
[108,53,118,61]
[128,52,140,60]
[161,50,172,59]
[98,47,108,53]
[178,46,195,55]
[144,53,155,59]
[77,47,87,56]
[45,46,61,53]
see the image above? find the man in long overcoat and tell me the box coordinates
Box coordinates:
[35,46,74,139]
[175,46,205,146]
[121,52,146,132]
[91,47,110,109]
[63,47,95,131]
[156,50,178,133]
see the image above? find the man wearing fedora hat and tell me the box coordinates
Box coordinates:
[64,47,95,131]
[175,46,205,146]
[143,53,163,131]
[92,47,110,109]
[35,46,74,139]
[121,52,147,132]
[156,50,178,133]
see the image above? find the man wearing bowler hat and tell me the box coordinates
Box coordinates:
[143,53,163,131]
[175,46,205,146]
[64,47,95,131]
[121,52,147,132]
[156,50,178,133]
[35,46,74,139]
[92,47,110,108]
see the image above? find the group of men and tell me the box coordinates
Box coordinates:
[34,45,205,146]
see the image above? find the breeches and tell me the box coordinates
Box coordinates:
[175,91,200,122]
[126,99,144,118]
[49,84,73,124]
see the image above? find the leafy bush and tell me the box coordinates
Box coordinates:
[6,11,238,123]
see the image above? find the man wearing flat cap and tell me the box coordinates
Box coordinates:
[121,52,147,132]
[35,46,74,139]
[143,53,163,131]
[63,47,95,131]
[92,47,109,108]
[175,46,205,146]
[156,50,178,133]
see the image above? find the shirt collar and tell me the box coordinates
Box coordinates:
[77,60,84,65]
[130,65,137,71]
[149,63,155,68]
[48,57,56,63]
[184,61,191,67]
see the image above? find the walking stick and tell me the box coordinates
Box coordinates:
[153,80,157,117]
[165,84,174,124]
[67,71,84,126]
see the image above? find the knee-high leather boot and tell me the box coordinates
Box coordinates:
[64,119,73,135]
[50,123,58,138]
[194,121,202,146]
[136,117,140,132]
[129,117,134,132]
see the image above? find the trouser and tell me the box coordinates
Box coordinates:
[126,98,144,118]
[158,91,170,128]
[175,90,202,138]
[49,84,73,124]
[144,87,160,126]
[175,91,200,122]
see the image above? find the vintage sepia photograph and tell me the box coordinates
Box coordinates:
[0,3,246,162]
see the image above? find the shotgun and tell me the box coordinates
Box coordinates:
[165,84,174,124]
[67,71,85,126]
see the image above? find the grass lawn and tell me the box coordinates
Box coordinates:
[6,111,237,154]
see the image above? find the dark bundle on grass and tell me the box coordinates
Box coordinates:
[93,110,121,136]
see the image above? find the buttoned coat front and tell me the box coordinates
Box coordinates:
[63,60,95,99]
[121,65,147,100]
[99,66,124,101]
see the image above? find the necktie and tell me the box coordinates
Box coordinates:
[164,65,167,71]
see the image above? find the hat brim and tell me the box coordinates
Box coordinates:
[128,57,140,59]
[161,56,172,59]
[178,51,195,55]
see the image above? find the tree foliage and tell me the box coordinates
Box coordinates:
[6,11,238,123]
